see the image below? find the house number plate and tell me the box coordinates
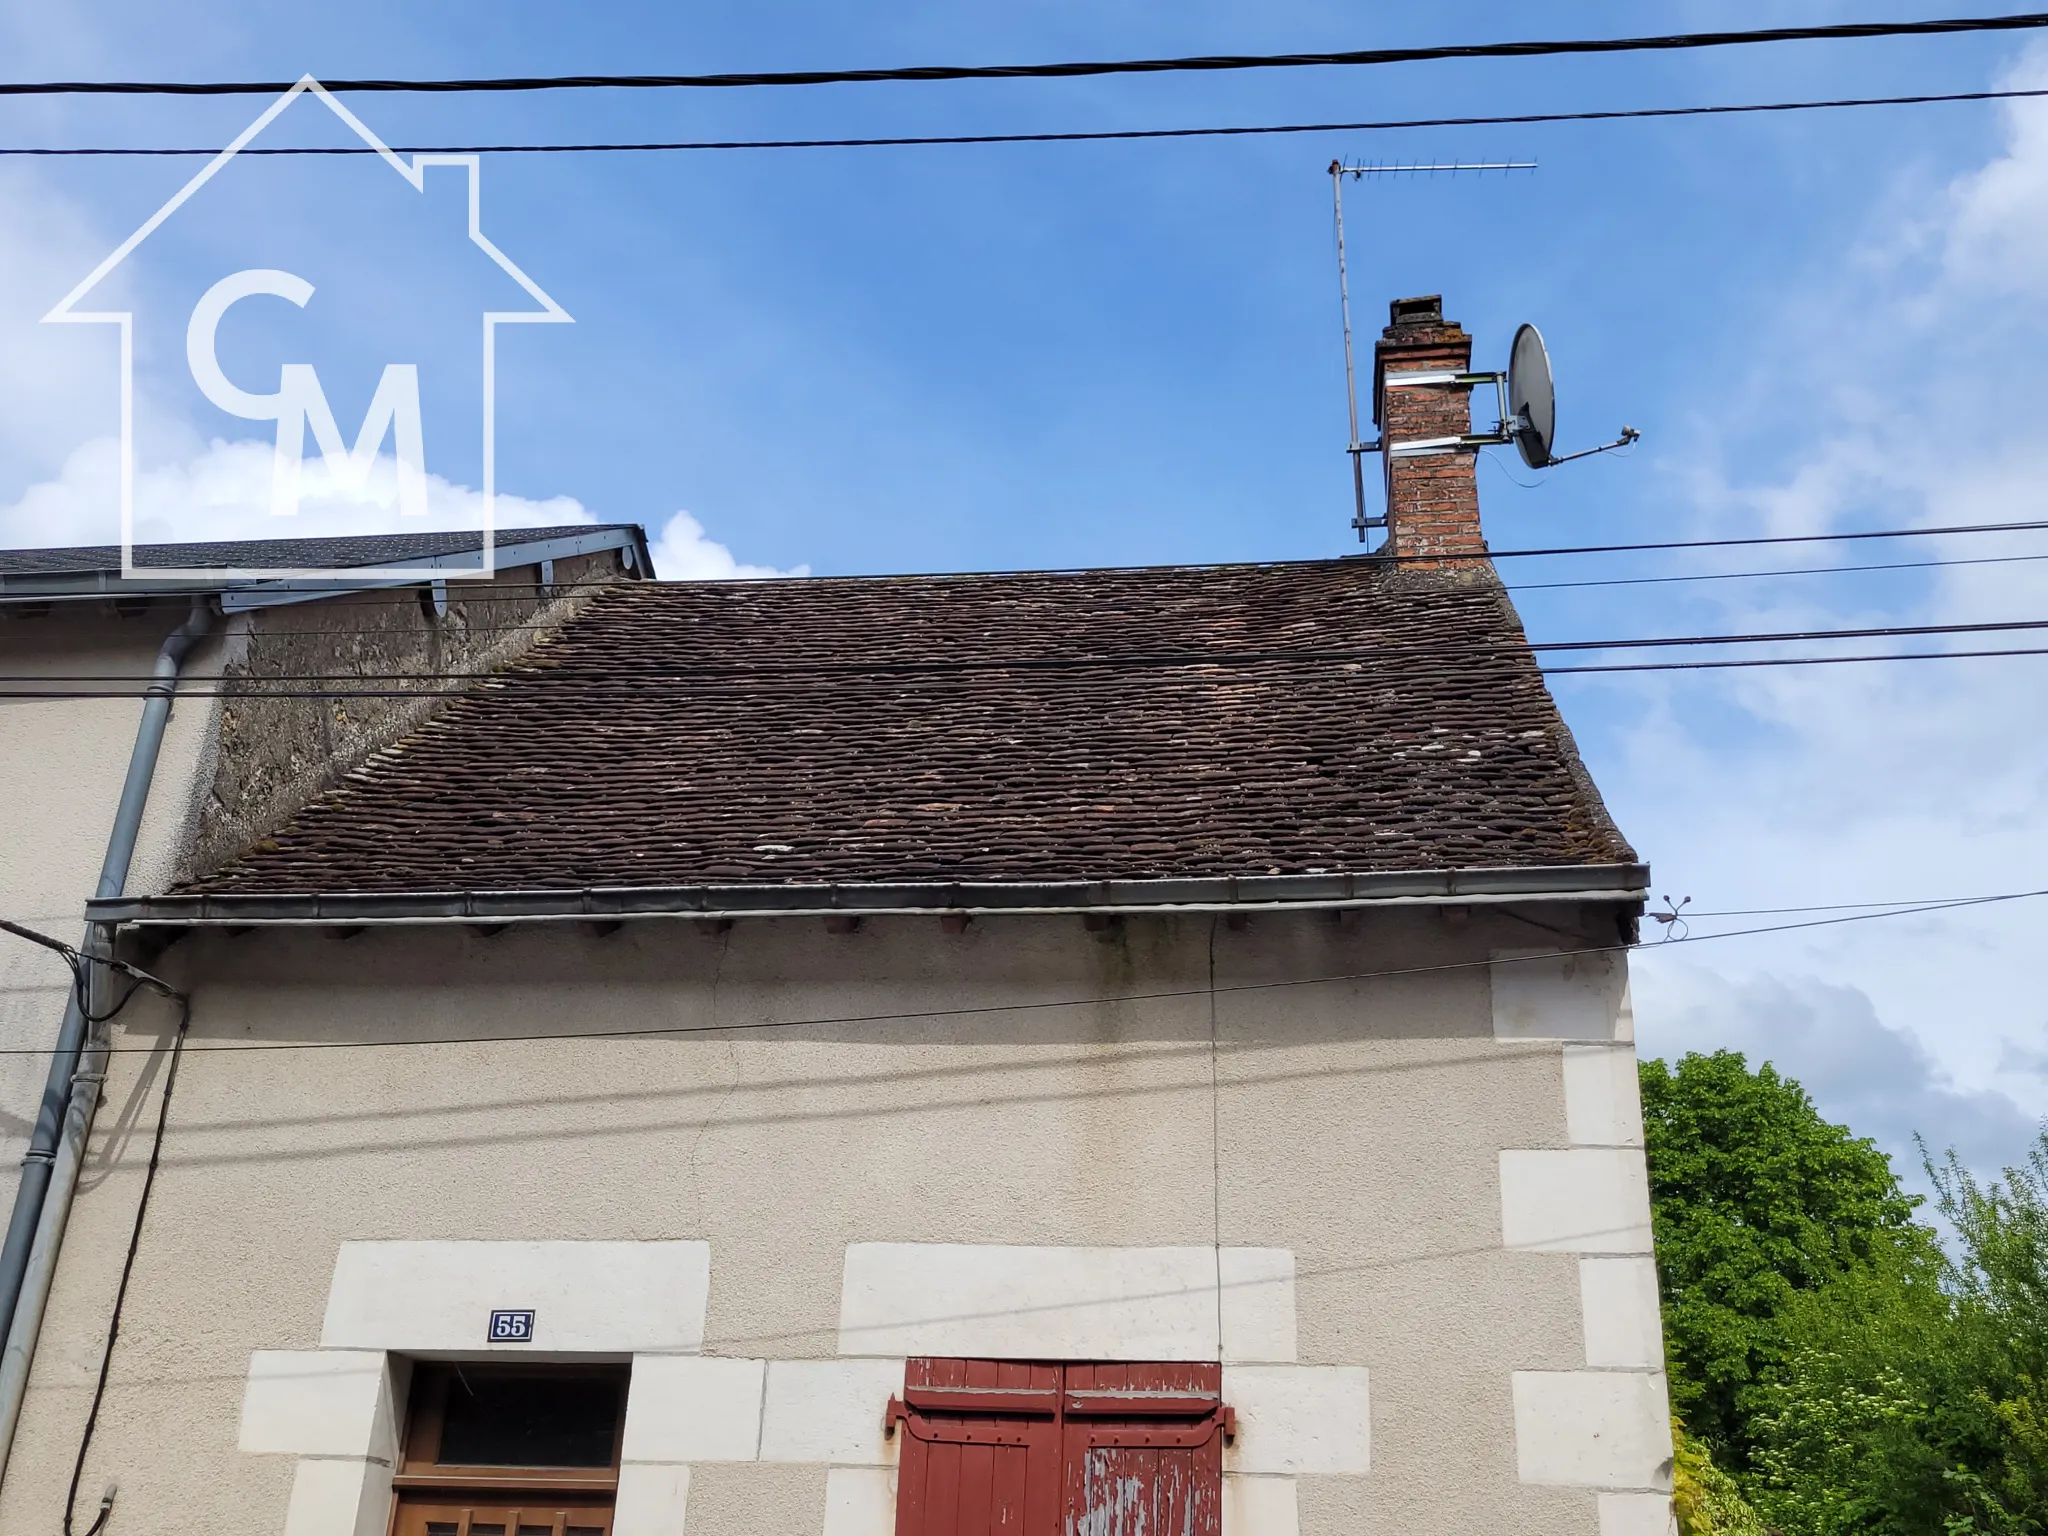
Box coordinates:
[488,1309,536,1342]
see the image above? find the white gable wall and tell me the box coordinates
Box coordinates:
[2,906,1665,1536]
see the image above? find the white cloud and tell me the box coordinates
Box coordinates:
[0,434,803,582]
[1636,960,2041,1188]
[650,509,807,580]
[0,164,130,491]
[1946,47,2048,294]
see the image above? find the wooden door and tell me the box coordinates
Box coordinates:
[389,1499,613,1536]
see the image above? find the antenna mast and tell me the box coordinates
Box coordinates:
[1328,158,1536,541]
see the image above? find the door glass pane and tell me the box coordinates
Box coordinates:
[399,1506,611,1536]
[438,1373,622,1467]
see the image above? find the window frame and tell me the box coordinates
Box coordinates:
[392,1362,630,1498]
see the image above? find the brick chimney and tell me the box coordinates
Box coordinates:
[1373,295,1485,565]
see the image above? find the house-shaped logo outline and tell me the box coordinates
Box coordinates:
[45,75,572,583]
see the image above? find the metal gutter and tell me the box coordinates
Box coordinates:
[0,526,650,606]
[0,597,214,1480]
[88,863,1649,927]
[216,528,649,611]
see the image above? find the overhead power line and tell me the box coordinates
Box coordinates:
[1677,897,1999,915]
[2,514,2044,611]
[148,549,2048,639]
[11,613,2048,686]
[3,13,2044,97]
[1546,644,2048,673]
[1452,517,2048,563]
[1509,549,2048,592]
[9,84,2048,155]
[0,644,2015,697]
[7,548,2040,637]
[10,633,2048,698]
[0,888,2037,1058]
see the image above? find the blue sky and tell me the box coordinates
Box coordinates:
[2,1,2045,1192]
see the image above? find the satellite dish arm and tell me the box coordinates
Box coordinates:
[1541,426,1641,467]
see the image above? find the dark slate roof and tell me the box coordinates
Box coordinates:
[186,558,1635,894]
[0,525,633,576]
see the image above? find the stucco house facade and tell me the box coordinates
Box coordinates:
[0,300,1671,1536]
[0,525,652,1184]
[0,524,654,1427]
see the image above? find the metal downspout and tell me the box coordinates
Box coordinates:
[0,596,214,1479]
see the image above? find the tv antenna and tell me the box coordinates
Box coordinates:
[1330,158,1640,542]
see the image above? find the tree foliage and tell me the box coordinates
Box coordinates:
[1675,1417,1769,1536]
[1645,1049,2048,1535]
[1641,1050,1927,1458]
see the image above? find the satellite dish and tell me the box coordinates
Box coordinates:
[1508,322,1555,469]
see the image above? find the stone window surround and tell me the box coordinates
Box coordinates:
[240,1240,1355,1536]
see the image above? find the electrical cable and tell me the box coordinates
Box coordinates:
[6,516,2046,613]
[1546,644,2048,673]
[0,920,187,1533]
[2,13,2044,96]
[11,614,2048,689]
[1667,898,1993,916]
[1505,549,2048,592]
[0,920,163,1027]
[14,550,2042,645]
[10,84,2048,155]
[1451,517,2048,563]
[60,990,187,1536]
[0,886,2036,1059]
[0,917,76,962]
[8,645,2047,698]
[1204,915,1223,1352]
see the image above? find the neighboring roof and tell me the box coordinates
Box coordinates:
[142,557,1638,914]
[0,527,589,575]
[0,525,651,600]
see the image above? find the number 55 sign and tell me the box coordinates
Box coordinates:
[489,1309,536,1343]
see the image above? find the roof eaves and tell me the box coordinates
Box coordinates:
[0,525,650,604]
[89,863,1650,927]
[216,527,652,610]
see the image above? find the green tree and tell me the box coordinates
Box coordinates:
[1923,1139,2048,1531]
[1744,1244,1955,1536]
[1737,1138,2048,1536]
[1641,1050,1927,1461]
[1675,1417,1769,1536]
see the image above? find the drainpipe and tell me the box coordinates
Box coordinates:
[0,596,214,1477]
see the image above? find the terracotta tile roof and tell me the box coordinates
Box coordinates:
[185,558,1635,894]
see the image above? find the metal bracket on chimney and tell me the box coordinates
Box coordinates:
[1380,369,1517,456]
[1381,370,1502,389]
[1387,432,1516,458]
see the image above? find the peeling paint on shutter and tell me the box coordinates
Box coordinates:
[889,1360,1224,1536]
[1062,1364,1222,1536]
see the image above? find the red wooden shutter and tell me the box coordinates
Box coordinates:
[889,1361,1225,1536]
[1062,1363,1223,1536]
[891,1358,1064,1536]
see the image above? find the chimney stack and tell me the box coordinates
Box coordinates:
[1373,295,1486,566]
